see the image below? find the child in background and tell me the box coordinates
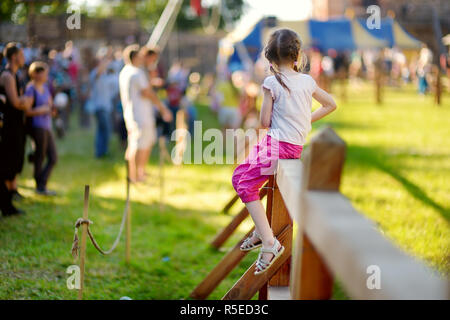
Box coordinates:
[166,78,183,134]
[25,61,58,195]
[232,29,337,274]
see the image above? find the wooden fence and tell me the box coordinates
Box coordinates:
[191,127,449,300]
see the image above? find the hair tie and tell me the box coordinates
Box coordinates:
[294,61,298,66]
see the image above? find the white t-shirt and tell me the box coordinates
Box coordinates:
[119,64,154,128]
[262,71,317,145]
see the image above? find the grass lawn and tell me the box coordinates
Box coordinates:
[0,82,448,300]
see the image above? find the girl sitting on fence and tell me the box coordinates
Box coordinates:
[232,29,337,275]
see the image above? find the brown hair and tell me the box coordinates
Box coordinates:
[264,29,307,92]
[28,61,48,78]
[3,42,21,61]
[140,45,160,57]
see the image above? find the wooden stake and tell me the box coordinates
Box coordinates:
[190,228,255,300]
[269,178,292,287]
[259,176,274,299]
[434,66,442,105]
[78,185,90,300]
[125,163,131,264]
[159,136,165,211]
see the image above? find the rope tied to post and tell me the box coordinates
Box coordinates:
[71,186,130,259]
[71,218,92,259]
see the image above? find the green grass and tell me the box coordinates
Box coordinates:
[0,82,449,300]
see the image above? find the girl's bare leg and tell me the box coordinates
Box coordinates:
[245,200,276,261]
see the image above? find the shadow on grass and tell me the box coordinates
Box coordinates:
[346,144,450,222]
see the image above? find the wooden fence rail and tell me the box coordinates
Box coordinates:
[191,127,449,300]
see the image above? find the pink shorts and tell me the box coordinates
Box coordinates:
[232,134,303,203]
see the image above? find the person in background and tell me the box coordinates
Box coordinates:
[25,61,58,195]
[0,42,33,216]
[119,45,172,182]
[417,44,433,95]
[89,56,118,158]
[165,78,183,134]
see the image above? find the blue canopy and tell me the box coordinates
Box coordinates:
[357,18,421,49]
[228,21,263,70]
[308,19,356,51]
[222,16,420,70]
[358,18,395,47]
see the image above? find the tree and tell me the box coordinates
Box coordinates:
[108,0,245,31]
[1,0,70,24]
[0,0,245,31]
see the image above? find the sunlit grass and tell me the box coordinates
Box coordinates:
[0,82,448,299]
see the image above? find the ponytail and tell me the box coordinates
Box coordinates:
[270,64,290,93]
[294,50,308,73]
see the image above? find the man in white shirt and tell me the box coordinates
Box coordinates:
[119,45,172,182]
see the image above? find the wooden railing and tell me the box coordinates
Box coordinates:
[191,127,449,300]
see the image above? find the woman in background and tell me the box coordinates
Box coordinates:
[25,61,58,195]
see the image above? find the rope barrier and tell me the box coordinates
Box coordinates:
[71,178,131,259]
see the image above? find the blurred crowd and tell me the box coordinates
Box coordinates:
[0,40,199,217]
[1,37,448,217]
[209,44,449,136]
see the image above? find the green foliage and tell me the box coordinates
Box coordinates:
[1,0,245,31]
[1,0,69,24]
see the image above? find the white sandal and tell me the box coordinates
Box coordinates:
[254,239,284,275]
[240,230,262,251]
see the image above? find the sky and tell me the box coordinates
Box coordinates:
[242,0,312,21]
[70,0,312,21]
[233,0,312,38]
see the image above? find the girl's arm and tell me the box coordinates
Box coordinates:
[260,88,274,128]
[311,87,337,123]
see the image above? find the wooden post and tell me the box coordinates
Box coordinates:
[78,185,90,300]
[374,53,384,105]
[259,176,274,300]
[125,163,131,264]
[159,136,165,211]
[434,65,442,106]
[291,127,346,300]
[268,178,292,287]
[174,109,187,165]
